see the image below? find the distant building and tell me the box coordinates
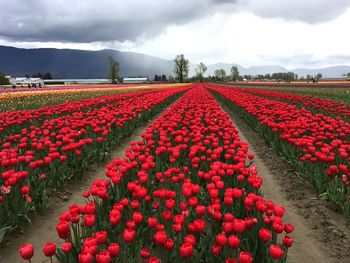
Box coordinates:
[122,77,148,84]
[6,76,44,88]
[44,79,110,85]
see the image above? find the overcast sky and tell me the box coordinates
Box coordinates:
[0,0,349,69]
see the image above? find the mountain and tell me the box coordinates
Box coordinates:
[0,45,175,78]
[292,66,350,78]
[0,45,349,78]
[206,63,350,78]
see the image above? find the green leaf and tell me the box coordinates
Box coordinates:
[0,225,15,243]
[42,189,49,210]
[18,213,32,224]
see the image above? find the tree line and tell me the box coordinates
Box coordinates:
[2,54,350,87]
[25,72,53,79]
[172,54,340,83]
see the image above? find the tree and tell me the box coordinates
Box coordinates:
[108,56,120,84]
[0,71,9,86]
[154,74,161,82]
[174,54,189,83]
[214,69,227,81]
[161,74,167,82]
[31,72,43,78]
[347,72,350,78]
[230,66,239,82]
[271,72,295,83]
[264,73,271,80]
[195,62,207,82]
[285,72,295,83]
[43,72,53,79]
[306,75,311,83]
[168,75,175,82]
[315,73,322,81]
[243,75,252,80]
[30,72,53,79]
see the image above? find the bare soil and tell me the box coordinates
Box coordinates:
[0,121,153,263]
[221,104,350,263]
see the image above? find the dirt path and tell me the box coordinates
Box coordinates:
[221,104,350,263]
[0,119,155,263]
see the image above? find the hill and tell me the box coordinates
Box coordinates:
[1,45,349,78]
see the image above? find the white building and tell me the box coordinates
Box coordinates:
[122,77,148,84]
[5,76,44,88]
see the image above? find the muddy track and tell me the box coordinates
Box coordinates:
[220,103,350,263]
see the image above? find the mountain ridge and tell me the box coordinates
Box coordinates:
[0,45,349,78]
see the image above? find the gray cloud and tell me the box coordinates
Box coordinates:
[0,0,349,44]
[245,0,350,24]
[0,0,239,43]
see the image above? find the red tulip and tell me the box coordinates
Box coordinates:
[147,217,158,228]
[83,214,96,227]
[154,231,167,245]
[164,238,174,250]
[78,251,93,263]
[56,220,71,239]
[61,242,72,254]
[19,244,34,260]
[284,223,294,233]
[239,251,252,263]
[96,250,111,263]
[283,236,293,248]
[259,228,272,243]
[274,206,285,217]
[216,233,227,246]
[43,242,56,257]
[122,228,136,243]
[20,185,30,195]
[94,231,107,245]
[195,205,206,216]
[180,243,193,258]
[228,235,240,249]
[140,248,151,259]
[269,244,284,259]
[211,243,222,255]
[148,256,161,263]
[108,243,120,257]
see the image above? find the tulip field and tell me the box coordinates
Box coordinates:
[1,83,350,262]
[207,84,350,220]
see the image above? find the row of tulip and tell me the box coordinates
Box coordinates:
[0,89,159,139]
[20,85,294,262]
[0,84,186,112]
[207,84,350,220]
[0,88,127,112]
[0,86,189,241]
[235,87,350,119]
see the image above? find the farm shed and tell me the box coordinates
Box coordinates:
[6,76,44,88]
[122,77,148,84]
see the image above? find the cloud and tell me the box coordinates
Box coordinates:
[0,0,349,44]
[324,54,350,65]
[0,0,239,43]
[128,10,350,69]
[245,0,350,24]
[258,54,323,67]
